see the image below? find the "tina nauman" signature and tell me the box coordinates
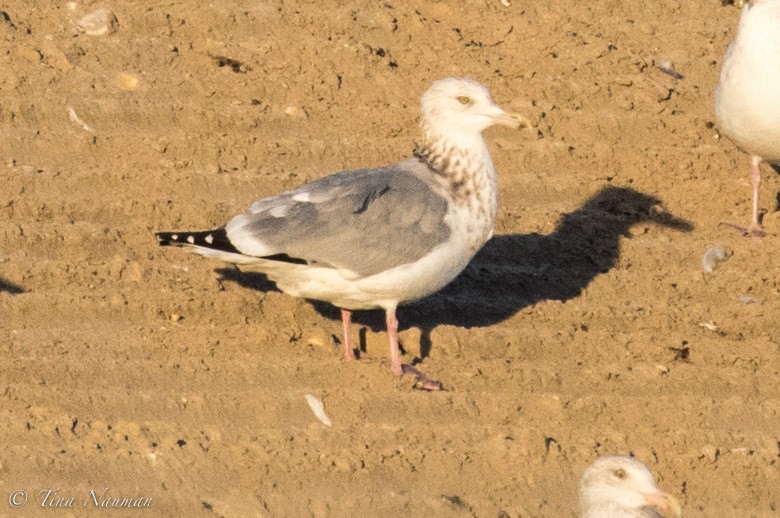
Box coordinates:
[38,487,153,508]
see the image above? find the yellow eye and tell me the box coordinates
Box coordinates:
[457,96,472,105]
[613,468,626,480]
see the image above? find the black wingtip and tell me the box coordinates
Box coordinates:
[154,228,241,254]
[155,229,310,265]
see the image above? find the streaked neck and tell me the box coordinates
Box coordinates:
[413,126,497,202]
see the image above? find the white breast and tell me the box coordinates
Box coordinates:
[716,4,780,160]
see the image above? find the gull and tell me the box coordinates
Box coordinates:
[715,0,780,236]
[155,78,528,390]
[579,456,682,518]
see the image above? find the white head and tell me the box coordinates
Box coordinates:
[579,456,682,518]
[419,78,527,140]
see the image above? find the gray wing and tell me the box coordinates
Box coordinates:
[225,162,451,277]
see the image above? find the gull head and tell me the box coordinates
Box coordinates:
[420,78,528,138]
[579,456,682,518]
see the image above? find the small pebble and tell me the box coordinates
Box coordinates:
[729,447,751,455]
[655,364,670,375]
[114,72,143,91]
[78,8,119,36]
[304,332,327,348]
[701,245,731,273]
[15,45,42,63]
[701,444,719,463]
[739,295,757,304]
[699,321,719,332]
[284,105,304,117]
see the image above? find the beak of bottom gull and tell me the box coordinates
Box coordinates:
[643,490,682,518]
[492,110,531,130]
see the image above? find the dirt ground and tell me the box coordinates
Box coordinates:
[2,0,779,516]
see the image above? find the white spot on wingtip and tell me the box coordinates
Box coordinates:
[205,234,214,244]
[292,192,311,202]
[171,234,178,240]
[187,235,195,244]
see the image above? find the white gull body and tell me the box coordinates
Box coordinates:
[156,78,526,388]
[715,0,780,236]
[579,456,682,518]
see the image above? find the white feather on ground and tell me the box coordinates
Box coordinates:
[304,394,332,427]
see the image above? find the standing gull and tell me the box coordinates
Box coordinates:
[715,0,780,236]
[155,78,528,389]
[579,456,682,518]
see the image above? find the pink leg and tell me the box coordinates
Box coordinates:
[386,306,443,390]
[385,306,402,375]
[748,155,764,235]
[719,155,766,237]
[341,309,356,361]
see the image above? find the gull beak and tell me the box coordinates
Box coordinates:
[492,109,531,130]
[643,490,682,518]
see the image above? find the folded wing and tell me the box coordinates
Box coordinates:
[225,163,452,277]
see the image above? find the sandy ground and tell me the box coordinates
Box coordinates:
[2,0,779,516]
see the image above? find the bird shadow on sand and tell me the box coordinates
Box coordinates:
[0,277,24,295]
[216,186,693,361]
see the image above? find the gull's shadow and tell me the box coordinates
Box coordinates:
[216,186,692,359]
[0,277,24,294]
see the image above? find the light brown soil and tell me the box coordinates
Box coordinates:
[2,1,779,516]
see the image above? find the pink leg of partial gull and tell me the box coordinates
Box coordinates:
[720,155,766,237]
[747,155,765,236]
[386,305,443,391]
[341,308,356,361]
